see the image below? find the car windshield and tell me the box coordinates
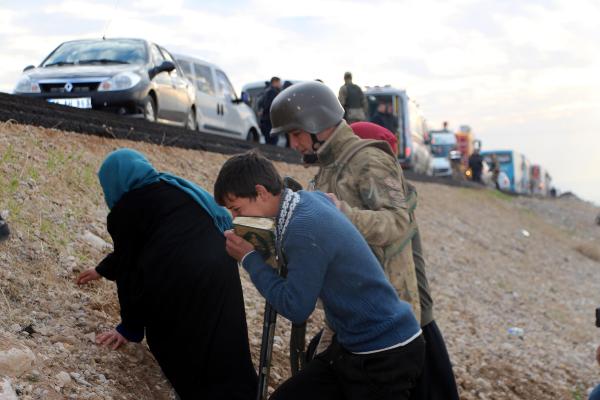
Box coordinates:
[42,39,147,67]
[431,144,454,157]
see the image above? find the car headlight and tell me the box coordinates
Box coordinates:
[14,76,40,94]
[98,72,142,92]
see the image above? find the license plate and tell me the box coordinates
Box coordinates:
[48,97,92,109]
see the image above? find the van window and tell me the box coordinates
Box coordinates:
[216,70,237,100]
[178,59,194,80]
[194,64,215,95]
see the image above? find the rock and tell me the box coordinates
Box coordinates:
[0,377,18,400]
[0,334,36,377]
[55,371,71,387]
[79,231,111,251]
[84,333,96,343]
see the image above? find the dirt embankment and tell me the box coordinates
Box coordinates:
[1,121,600,399]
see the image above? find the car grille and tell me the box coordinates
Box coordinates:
[40,82,101,94]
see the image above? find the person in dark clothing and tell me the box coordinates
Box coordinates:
[370,101,397,133]
[259,77,282,145]
[338,72,367,123]
[76,148,257,400]
[469,149,484,183]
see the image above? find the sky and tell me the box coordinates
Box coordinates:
[1,0,599,204]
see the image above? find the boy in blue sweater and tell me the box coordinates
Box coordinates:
[214,151,424,400]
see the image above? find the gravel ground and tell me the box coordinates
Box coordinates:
[1,121,599,399]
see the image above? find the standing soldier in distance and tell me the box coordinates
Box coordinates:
[269,81,460,400]
[338,72,368,124]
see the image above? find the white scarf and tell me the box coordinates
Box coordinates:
[275,188,300,254]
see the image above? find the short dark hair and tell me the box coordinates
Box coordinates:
[214,151,283,205]
[270,76,281,83]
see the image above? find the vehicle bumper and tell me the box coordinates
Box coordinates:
[432,168,452,177]
[18,86,148,116]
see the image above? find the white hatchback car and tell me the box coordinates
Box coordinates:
[174,55,261,142]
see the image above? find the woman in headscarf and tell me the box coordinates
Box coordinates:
[76,148,257,399]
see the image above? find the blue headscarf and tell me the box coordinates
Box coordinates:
[98,148,232,233]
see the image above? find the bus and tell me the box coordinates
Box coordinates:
[481,150,531,194]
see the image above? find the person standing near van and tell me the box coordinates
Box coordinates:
[259,77,282,145]
[270,81,460,400]
[469,148,484,183]
[338,72,367,124]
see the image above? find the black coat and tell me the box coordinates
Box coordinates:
[259,86,280,122]
[96,181,257,399]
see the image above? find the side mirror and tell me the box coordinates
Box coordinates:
[150,61,176,78]
[23,65,35,72]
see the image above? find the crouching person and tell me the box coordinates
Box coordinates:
[76,148,257,400]
[214,151,424,400]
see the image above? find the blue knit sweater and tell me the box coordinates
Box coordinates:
[242,191,420,353]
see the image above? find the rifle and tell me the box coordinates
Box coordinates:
[256,176,305,400]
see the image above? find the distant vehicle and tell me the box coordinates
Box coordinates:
[14,38,197,128]
[365,87,432,175]
[429,129,456,177]
[481,150,531,194]
[175,55,260,141]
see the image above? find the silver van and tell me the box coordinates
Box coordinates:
[175,55,261,142]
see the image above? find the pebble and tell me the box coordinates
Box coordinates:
[55,371,71,387]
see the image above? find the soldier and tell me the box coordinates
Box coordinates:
[269,81,459,400]
[338,72,368,123]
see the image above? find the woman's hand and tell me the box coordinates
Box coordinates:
[96,329,128,350]
[76,268,101,285]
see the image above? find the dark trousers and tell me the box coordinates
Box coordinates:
[271,335,425,400]
[260,120,277,145]
[410,320,459,400]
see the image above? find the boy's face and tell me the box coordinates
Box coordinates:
[223,184,280,218]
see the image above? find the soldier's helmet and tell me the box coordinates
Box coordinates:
[269,81,344,137]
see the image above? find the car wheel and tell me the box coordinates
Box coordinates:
[144,96,157,122]
[185,108,197,130]
[246,129,259,142]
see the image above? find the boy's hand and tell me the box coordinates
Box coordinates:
[224,230,255,262]
[76,268,101,285]
[96,329,128,350]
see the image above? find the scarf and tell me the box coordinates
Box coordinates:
[98,148,232,233]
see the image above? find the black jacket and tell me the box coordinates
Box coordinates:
[259,86,280,122]
[96,181,257,399]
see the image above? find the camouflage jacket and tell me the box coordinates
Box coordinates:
[311,121,421,322]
